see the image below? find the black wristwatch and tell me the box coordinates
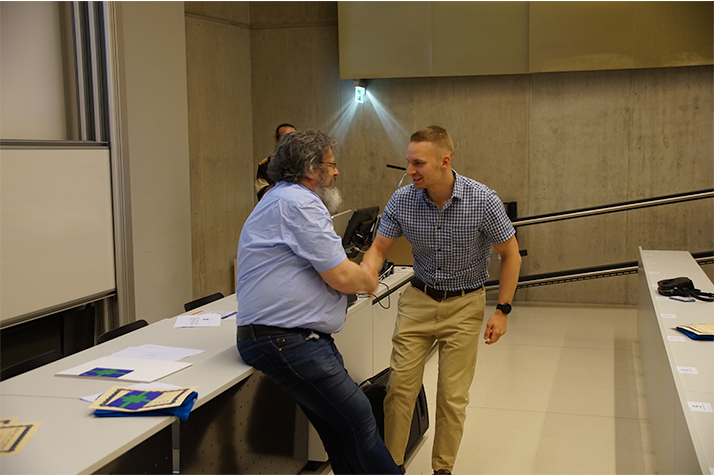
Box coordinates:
[496,303,512,315]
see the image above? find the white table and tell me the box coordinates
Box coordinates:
[638,248,714,475]
[0,269,415,474]
[0,394,173,474]
[0,294,252,474]
[1,313,253,404]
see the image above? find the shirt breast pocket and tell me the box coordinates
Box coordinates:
[450,225,478,256]
[402,221,429,246]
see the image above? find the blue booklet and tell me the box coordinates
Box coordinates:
[676,324,714,341]
[89,386,198,421]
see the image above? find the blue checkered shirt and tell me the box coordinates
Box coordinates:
[378,172,515,291]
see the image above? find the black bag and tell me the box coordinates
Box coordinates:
[657,277,714,302]
[359,368,429,460]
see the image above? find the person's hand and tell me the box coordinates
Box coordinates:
[359,261,379,293]
[483,312,507,344]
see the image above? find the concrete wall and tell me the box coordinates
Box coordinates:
[0,1,67,140]
[185,2,253,299]
[185,1,713,305]
[115,2,193,323]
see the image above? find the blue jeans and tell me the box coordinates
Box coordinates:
[237,329,402,475]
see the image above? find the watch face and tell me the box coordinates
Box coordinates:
[497,303,512,314]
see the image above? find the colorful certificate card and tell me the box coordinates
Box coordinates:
[89,386,198,414]
[0,419,42,456]
[80,367,133,378]
[56,356,192,383]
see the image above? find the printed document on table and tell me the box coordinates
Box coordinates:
[56,356,191,383]
[679,323,714,336]
[1,420,41,455]
[81,381,182,403]
[174,311,221,328]
[111,344,204,361]
[89,385,198,413]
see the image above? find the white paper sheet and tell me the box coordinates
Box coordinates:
[111,344,204,361]
[56,356,191,383]
[174,312,221,328]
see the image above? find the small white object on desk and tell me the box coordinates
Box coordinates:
[174,311,221,328]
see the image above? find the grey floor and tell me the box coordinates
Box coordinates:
[305,302,657,475]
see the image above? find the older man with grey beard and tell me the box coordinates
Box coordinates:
[235,130,402,474]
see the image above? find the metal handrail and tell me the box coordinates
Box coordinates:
[512,189,714,227]
[484,251,714,291]
[479,190,714,291]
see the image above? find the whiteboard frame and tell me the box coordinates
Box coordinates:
[1,145,117,326]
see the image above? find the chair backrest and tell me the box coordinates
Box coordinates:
[96,319,148,345]
[1,350,63,381]
[184,292,224,312]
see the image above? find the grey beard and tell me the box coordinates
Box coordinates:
[315,183,343,214]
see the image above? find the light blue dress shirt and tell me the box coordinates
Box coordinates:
[236,181,348,334]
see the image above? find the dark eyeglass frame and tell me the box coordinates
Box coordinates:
[321,161,338,169]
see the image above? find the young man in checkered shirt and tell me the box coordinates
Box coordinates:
[363,125,522,475]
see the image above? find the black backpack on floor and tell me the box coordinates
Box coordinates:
[360,368,429,461]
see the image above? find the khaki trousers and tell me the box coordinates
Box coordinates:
[384,284,485,471]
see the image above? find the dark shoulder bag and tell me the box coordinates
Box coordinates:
[657,277,714,302]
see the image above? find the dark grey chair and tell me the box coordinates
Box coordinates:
[96,319,148,345]
[184,292,224,312]
[0,350,63,381]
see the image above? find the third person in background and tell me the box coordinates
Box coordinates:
[256,123,296,200]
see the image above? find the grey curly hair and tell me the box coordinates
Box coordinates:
[268,130,337,184]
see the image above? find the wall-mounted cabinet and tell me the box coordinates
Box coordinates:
[338,2,434,79]
[530,1,714,73]
[338,1,713,79]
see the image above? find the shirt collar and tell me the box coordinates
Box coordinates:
[417,170,463,206]
[451,170,465,201]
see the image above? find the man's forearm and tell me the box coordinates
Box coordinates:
[484,251,520,344]
[362,233,395,278]
[497,254,521,304]
[361,245,386,277]
[350,261,379,294]
[320,258,378,294]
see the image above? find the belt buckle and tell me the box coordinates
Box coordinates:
[440,289,448,300]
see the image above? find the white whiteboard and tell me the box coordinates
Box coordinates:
[1,147,116,324]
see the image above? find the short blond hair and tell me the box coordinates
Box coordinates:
[410,125,454,158]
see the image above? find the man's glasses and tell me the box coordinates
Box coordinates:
[321,161,338,169]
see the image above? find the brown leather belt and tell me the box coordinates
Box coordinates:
[410,277,481,301]
[236,324,305,341]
